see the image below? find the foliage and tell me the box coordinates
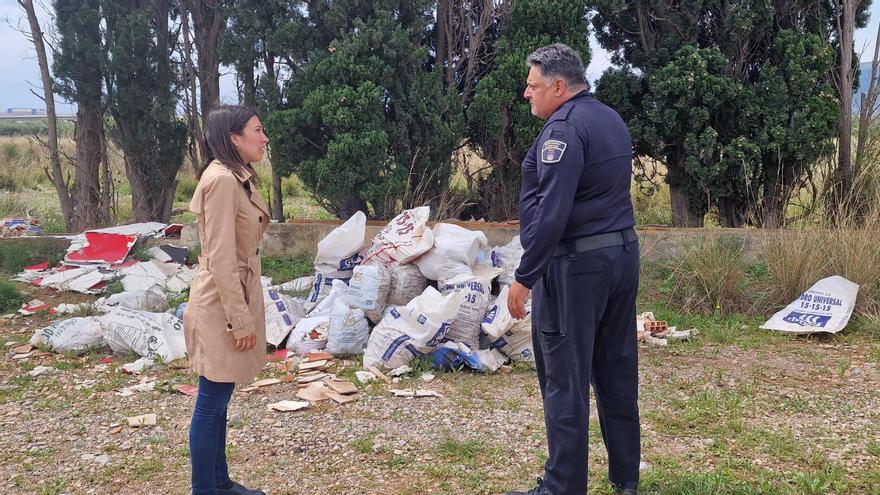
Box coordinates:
[0,120,75,138]
[267,1,463,219]
[104,1,187,223]
[466,0,589,220]
[591,0,854,227]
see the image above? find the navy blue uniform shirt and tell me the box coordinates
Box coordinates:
[515,91,635,289]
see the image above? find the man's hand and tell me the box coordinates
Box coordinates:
[508,281,531,320]
[234,332,256,351]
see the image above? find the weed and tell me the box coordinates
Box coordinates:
[0,280,26,312]
[671,235,747,314]
[0,239,66,274]
[350,432,377,454]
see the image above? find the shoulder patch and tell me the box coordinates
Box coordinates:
[541,139,567,164]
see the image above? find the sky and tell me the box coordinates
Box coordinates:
[1,0,879,113]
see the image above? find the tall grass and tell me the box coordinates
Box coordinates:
[669,235,750,314]
[760,207,880,317]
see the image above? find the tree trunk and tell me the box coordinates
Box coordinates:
[717,197,745,227]
[181,2,203,172]
[669,183,703,227]
[18,0,73,228]
[271,164,284,221]
[831,0,857,217]
[190,0,225,122]
[70,101,109,231]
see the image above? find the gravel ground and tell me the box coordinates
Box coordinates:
[1,302,878,495]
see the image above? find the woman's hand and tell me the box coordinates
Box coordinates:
[234,332,256,351]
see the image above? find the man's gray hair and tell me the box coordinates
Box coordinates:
[526,43,588,89]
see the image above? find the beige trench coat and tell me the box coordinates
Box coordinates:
[183,160,270,383]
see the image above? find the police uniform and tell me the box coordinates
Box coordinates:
[516,90,640,494]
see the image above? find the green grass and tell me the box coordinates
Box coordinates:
[0,239,66,274]
[0,280,26,312]
[261,255,313,284]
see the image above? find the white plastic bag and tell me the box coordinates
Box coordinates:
[309,279,350,317]
[30,317,105,353]
[314,211,367,278]
[286,318,329,354]
[348,264,391,323]
[439,274,493,350]
[481,285,516,338]
[363,287,464,368]
[387,262,428,306]
[491,236,524,287]
[482,285,534,362]
[99,308,186,361]
[95,290,169,313]
[760,276,859,334]
[304,273,349,313]
[416,223,488,281]
[326,302,370,356]
[264,288,305,346]
[362,207,434,265]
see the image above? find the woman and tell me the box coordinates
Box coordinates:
[183,105,270,495]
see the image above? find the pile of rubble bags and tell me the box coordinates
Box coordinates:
[259,207,532,374]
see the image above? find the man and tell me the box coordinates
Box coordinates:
[505,44,641,495]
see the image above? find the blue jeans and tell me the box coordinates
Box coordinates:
[190,376,235,495]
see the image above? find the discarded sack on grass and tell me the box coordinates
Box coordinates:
[760,275,860,335]
[99,308,186,361]
[29,317,106,353]
[94,289,169,313]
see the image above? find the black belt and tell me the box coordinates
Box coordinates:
[553,227,638,257]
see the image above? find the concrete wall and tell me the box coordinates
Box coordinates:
[1,221,770,263]
[176,221,767,262]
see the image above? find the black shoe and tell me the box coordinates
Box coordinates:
[505,478,552,495]
[216,481,266,495]
[615,488,638,495]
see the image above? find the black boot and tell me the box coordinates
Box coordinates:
[504,478,552,495]
[215,481,266,495]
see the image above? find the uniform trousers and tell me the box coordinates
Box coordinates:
[531,238,641,494]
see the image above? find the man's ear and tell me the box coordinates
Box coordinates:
[554,78,567,96]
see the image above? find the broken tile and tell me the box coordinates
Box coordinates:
[297,372,328,384]
[241,378,282,392]
[127,413,157,427]
[295,381,331,402]
[298,360,328,371]
[324,380,358,395]
[11,343,34,354]
[173,384,198,397]
[267,400,310,412]
[366,365,392,384]
[326,391,357,404]
[304,351,333,362]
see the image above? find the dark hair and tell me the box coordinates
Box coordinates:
[526,43,589,90]
[196,104,259,180]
